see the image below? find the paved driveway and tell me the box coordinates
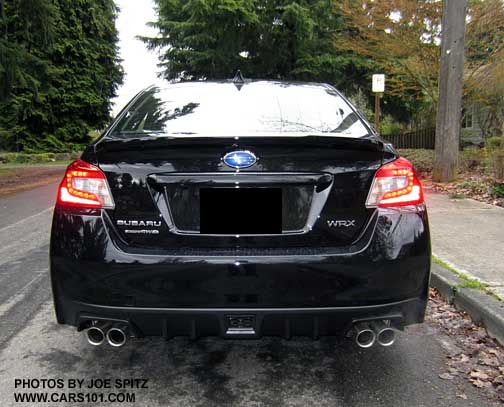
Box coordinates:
[426,190,504,290]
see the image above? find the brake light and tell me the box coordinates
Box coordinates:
[57,160,114,209]
[366,157,424,208]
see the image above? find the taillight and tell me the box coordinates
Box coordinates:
[366,157,424,208]
[57,160,114,209]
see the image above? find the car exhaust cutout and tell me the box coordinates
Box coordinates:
[106,325,128,348]
[370,321,397,347]
[85,322,111,346]
[353,322,376,348]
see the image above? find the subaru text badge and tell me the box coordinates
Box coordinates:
[223,150,257,169]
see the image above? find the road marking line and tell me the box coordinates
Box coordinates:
[0,225,51,253]
[0,271,47,318]
[0,207,53,233]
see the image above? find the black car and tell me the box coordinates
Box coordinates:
[50,80,430,349]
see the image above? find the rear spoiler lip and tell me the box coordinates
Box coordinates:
[82,135,397,168]
[93,134,388,153]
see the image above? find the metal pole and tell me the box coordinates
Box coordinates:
[374,93,381,135]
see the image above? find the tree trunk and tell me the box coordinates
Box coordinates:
[433,0,467,182]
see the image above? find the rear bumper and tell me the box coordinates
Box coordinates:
[63,297,426,339]
[50,205,431,337]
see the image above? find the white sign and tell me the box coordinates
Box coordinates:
[372,74,385,93]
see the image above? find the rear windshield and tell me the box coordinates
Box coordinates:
[109,82,370,138]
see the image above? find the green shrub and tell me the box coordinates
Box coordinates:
[0,152,80,165]
[380,115,403,136]
[460,147,487,171]
[489,149,504,181]
[491,184,504,198]
[456,179,488,194]
[55,153,70,161]
[89,130,102,140]
[486,136,503,150]
[397,149,434,173]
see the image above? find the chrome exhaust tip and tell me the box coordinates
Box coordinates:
[85,326,105,346]
[354,323,376,348]
[370,321,397,347]
[377,327,396,347]
[106,327,127,348]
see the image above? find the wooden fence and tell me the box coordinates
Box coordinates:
[382,127,436,149]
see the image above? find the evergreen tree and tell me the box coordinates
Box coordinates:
[142,0,369,93]
[0,0,123,152]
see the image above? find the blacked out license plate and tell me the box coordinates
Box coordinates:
[200,188,282,234]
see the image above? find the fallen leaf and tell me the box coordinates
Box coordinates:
[480,356,500,367]
[471,379,484,388]
[448,367,459,375]
[456,354,470,363]
[428,289,504,401]
[493,375,504,386]
[498,390,504,403]
[470,370,490,381]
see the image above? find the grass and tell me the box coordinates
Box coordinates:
[432,256,502,301]
[0,168,14,177]
[432,256,488,290]
[0,160,70,167]
[0,151,80,165]
[457,279,489,290]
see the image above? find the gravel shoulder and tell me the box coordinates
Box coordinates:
[0,165,65,197]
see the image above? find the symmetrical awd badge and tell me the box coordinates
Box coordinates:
[116,219,162,235]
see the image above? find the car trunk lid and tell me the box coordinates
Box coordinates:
[93,135,393,250]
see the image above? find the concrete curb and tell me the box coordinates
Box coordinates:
[430,263,504,346]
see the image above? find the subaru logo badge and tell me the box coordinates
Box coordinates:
[223,150,257,169]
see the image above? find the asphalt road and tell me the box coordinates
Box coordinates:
[0,182,499,407]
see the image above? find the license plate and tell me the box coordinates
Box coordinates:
[200,188,282,234]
